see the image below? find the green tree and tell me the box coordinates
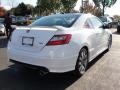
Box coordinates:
[36,0,49,15]
[49,0,61,13]
[113,15,120,22]
[93,0,117,7]
[14,2,27,16]
[82,3,102,16]
[93,0,117,15]
[35,0,61,15]
[35,0,78,15]
[14,2,33,16]
[61,0,77,13]
[26,4,34,15]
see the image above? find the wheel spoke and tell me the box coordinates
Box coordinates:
[78,49,88,74]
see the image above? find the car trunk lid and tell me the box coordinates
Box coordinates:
[11,26,58,52]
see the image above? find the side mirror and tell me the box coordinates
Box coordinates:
[101,24,110,29]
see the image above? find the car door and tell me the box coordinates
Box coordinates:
[90,17,106,54]
[97,18,108,49]
[83,18,98,60]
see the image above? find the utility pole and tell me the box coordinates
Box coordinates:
[81,0,88,13]
[81,0,83,13]
[103,0,105,16]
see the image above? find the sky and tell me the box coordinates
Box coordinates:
[1,0,120,16]
[74,0,120,16]
[1,0,37,9]
[105,0,120,16]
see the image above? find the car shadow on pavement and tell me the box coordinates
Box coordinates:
[0,51,108,90]
[112,31,120,35]
[0,36,8,48]
[88,50,107,69]
[0,66,79,90]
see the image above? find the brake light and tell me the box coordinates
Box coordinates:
[47,34,71,45]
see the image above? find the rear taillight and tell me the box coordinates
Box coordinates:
[47,34,71,46]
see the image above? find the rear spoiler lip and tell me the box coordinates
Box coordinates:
[16,26,65,31]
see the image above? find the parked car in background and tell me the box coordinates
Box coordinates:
[0,23,5,35]
[99,16,113,28]
[16,16,26,25]
[11,15,16,25]
[7,13,112,77]
[117,21,120,33]
[29,17,36,23]
[0,18,4,23]
[26,17,36,25]
[0,17,5,35]
[14,16,37,26]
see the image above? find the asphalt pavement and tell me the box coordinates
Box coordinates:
[0,29,120,90]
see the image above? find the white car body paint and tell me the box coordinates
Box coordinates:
[7,13,112,73]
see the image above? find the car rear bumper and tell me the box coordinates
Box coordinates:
[7,45,77,73]
[10,59,49,73]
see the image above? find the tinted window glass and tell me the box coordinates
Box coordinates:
[99,17,107,22]
[30,14,80,27]
[99,16,112,23]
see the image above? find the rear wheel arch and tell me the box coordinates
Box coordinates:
[80,46,89,59]
[74,46,89,77]
[76,46,89,65]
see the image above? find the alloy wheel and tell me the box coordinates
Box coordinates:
[75,48,88,76]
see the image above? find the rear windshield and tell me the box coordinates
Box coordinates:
[30,14,80,27]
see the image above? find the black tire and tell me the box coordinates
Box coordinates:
[74,47,89,77]
[117,30,120,33]
[13,63,39,74]
[117,26,120,33]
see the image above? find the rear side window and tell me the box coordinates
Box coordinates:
[30,14,80,27]
[90,17,103,28]
[83,19,93,28]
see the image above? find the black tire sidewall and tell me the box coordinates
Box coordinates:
[108,36,112,50]
[75,48,88,77]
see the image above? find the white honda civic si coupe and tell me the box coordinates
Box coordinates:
[7,13,112,76]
